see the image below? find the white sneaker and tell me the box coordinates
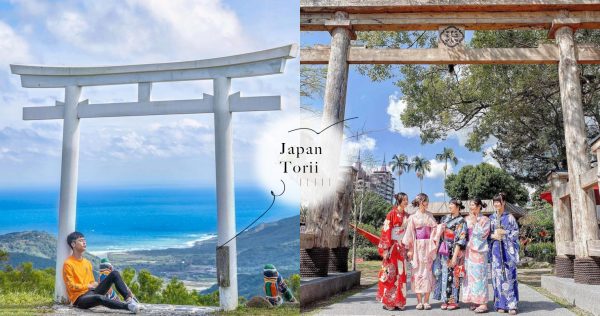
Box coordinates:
[127,300,139,314]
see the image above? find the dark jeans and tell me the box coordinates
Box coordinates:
[74,270,132,310]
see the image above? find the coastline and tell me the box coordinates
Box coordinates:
[87,233,217,258]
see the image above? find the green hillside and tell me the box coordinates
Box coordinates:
[0,215,300,300]
[0,231,101,269]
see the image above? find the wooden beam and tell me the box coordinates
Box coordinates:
[557,184,570,200]
[301,45,600,64]
[580,166,598,189]
[301,11,600,31]
[564,241,576,256]
[300,0,600,14]
[589,240,600,257]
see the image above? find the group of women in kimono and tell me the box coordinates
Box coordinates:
[377,192,520,314]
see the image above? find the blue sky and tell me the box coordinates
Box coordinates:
[301,31,497,202]
[0,0,300,204]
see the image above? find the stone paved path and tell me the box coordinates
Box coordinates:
[316,283,572,316]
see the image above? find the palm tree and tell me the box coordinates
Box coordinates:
[390,154,412,192]
[436,147,459,202]
[412,156,431,193]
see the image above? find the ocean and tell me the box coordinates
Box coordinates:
[0,186,298,254]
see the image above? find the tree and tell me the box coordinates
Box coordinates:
[137,269,163,303]
[520,186,554,243]
[436,147,459,202]
[412,156,431,193]
[161,278,196,305]
[355,191,393,229]
[300,65,327,99]
[445,163,529,205]
[0,250,8,262]
[390,153,412,192]
[355,29,600,185]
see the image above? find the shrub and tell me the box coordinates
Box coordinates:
[350,223,381,249]
[355,246,381,261]
[161,278,196,305]
[287,274,300,299]
[525,242,556,263]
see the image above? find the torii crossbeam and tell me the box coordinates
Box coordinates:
[10,44,297,311]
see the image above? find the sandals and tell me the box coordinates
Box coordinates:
[469,305,478,311]
[416,303,424,310]
[382,305,395,311]
[441,303,448,310]
[447,303,459,310]
[508,310,518,315]
[474,306,489,313]
[423,303,432,310]
[497,309,505,313]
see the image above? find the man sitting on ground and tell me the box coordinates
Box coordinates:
[63,231,139,313]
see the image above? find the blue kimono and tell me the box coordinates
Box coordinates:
[433,214,468,304]
[489,212,520,311]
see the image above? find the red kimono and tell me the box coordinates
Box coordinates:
[377,206,408,309]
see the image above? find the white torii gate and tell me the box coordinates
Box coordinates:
[10,44,297,310]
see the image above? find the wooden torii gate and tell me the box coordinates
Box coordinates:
[10,44,297,310]
[301,0,600,284]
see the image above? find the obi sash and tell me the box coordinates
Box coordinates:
[439,228,456,256]
[443,228,455,240]
[392,226,405,242]
[415,226,432,240]
[468,227,473,237]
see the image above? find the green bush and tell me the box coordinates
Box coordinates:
[196,290,219,306]
[526,242,556,263]
[287,274,300,299]
[350,223,381,249]
[355,246,381,261]
[0,262,54,296]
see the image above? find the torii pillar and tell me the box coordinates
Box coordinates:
[551,18,600,284]
[305,11,355,249]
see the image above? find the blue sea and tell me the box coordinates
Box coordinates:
[0,186,298,254]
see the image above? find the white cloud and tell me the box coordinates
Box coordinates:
[0,123,62,162]
[448,127,472,147]
[343,135,376,162]
[43,0,249,61]
[0,21,31,67]
[483,144,501,167]
[434,192,445,198]
[426,159,453,179]
[387,93,421,138]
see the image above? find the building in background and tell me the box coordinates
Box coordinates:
[353,155,395,204]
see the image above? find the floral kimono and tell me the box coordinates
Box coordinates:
[462,213,491,305]
[433,214,468,304]
[489,211,520,311]
[402,210,443,294]
[377,206,408,309]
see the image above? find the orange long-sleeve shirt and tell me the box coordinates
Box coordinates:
[62,255,94,303]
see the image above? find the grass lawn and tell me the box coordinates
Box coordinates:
[0,305,53,316]
[0,291,53,316]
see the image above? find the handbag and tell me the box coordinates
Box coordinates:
[438,240,449,256]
